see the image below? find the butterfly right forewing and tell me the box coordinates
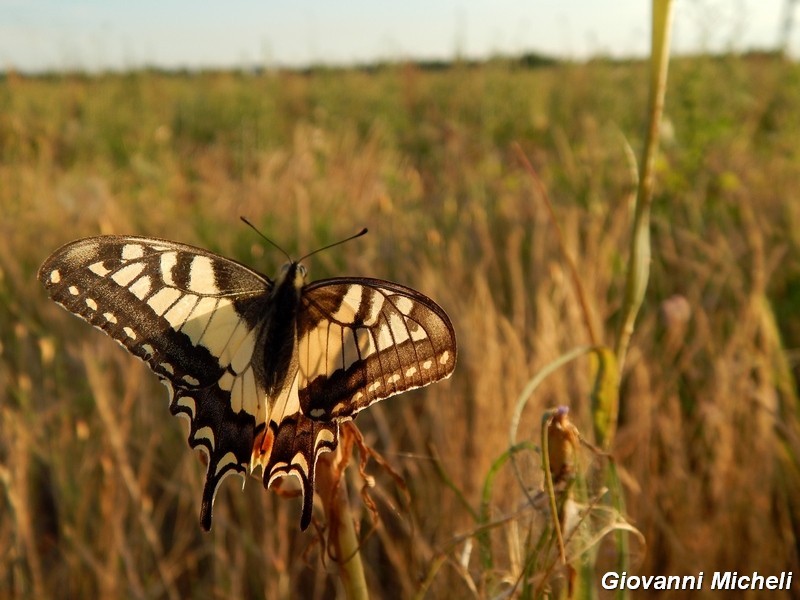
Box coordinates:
[295,278,457,421]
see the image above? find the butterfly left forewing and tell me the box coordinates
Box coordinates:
[39,236,273,529]
[38,236,272,384]
[296,278,457,421]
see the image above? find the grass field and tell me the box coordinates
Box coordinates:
[1,53,799,598]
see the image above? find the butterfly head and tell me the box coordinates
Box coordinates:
[241,218,367,295]
[276,261,308,291]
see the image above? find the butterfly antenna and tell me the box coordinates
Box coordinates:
[298,228,368,262]
[240,216,292,262]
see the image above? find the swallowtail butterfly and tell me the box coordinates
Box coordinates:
[38,230,456,530]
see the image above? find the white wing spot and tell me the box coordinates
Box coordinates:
[219,371,235,391]
[129,275,152,301]
[309,408,325,418]
[332,286,362,321]
[180,296,218,344]
[423,360,433,370]
[367,381,382,392]
[160,362,174,374]
[196,299,238,359]
[298,321,340,384]
[291,452,309,475]
[111,262,145,287]
[68,285,79,295]
[188,255,219,294]
[177,396,196,418]
[362,292,384,326]
[147,286,182,316]
[50,269,61,283]
[341,327,359,370]
[85,298,98,311]
[121,244,145,260]
[375,324,394,350]
[267,469,289,488]
[352,391,364,403]
[123,327,137,340]
[229,326,257,374]
[315,428,336,456]
[194,426,215,448]
[141,343,155,356]
[215,452,239,476]
[163,294,199,330]
[439,351,450,365]
[405,366,417,377]
[409,319,427,341]
[388,373,401,384]
[182,374,200,386]
[103,312,117,324]
[388,311,409,344]
[160,251,178,286]
[317,427,336,445]
[394,296,414,315]
[356,328,376,357]
[241,367,259,417]
[88,261,110,277]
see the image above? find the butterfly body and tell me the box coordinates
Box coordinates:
[258,263,304,398]
[39,234,456,530]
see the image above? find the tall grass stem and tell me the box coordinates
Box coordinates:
[615,0,675,373]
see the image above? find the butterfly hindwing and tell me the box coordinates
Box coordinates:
[254,415,339,530]
[172,384,257,531]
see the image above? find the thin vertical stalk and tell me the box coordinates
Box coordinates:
[316,443,369,600]
[609,4,674,598]
[615,0,675,374]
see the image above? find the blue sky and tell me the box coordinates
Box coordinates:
[0,0,795,72]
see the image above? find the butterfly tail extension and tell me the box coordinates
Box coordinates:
[261,416,339,530]
[168,386,256,531]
